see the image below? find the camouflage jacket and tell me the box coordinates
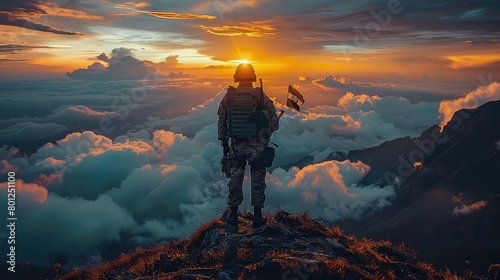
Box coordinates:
[217,85,279,145]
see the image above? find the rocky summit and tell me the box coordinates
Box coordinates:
[62,210,461,280]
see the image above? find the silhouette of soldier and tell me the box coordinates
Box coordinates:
[217,63,279,227]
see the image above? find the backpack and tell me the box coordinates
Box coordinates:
[228,87,272,139]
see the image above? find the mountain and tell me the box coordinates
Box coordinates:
[58,210,463,280]
[336,100,500,273]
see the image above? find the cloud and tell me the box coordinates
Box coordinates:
[452,193,488,216]
[0,44,51,54]
[36,3,102,20]
[86,62,106,70]
[0,179,48,203]
[1,159,18,173]
[68,48,197,81]
[0,1,85,35]
[265,160,395,221]
[67,48,157,81]
[311,75,447,103]
[0,85,403,265]
[1,78,496,266]
[49,105,119,120]
[146,11,217,20]
[158,55,179,70]
[0,78,223,154]
[0,17,84,35]
[444,54,500,69]
[0,122,68,147]
[0,105,120,152]
[438,82,500,129]
[15,193,137,263]
[199,23,278,37]
[453,200,488,216]
[1,124,394,264]
[204,65,233,69]
[165,72,195,79]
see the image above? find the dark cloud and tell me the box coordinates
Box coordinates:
[68,49,199,81]
[0,0,46,17]
[0,58,27,62]
[156,55,180,72]
[0,122,68,148]
[0,17,84,35]
[67,48,156,81]
[0,44,50,54]
[165,72,194,79]
[312,75,448,103]
[0,1,84,35]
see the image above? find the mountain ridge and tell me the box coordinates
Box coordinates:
[60,210,465,280]
[336,100,500,273]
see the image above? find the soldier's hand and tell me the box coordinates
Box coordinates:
[223,145,230,154]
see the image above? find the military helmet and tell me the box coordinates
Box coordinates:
[233,63,257,83]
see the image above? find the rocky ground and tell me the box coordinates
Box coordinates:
[58,210,475,279]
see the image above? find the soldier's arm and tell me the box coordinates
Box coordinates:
[217,92,230,146]
[262,91,279,132]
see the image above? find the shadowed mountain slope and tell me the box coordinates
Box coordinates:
[336,100,500,273]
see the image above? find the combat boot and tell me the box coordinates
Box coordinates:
[252,207,267,227]
[227,206,238,226]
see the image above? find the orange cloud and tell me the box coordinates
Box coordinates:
[35,157,66,166]
[444,54,500,69]
[288,160,365,198]
[1,160,18,173]
[147,11,217,20]
[153,130,186,155]
[453,200,488,216]
[199,23,278,37]
[35,172,64,187]
[159,164,177,176]
[0,179,48,203]
[338,92,381,110]
[413,161,423,170]
[438,82,500,130]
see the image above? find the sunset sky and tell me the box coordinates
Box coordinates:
[1,0,499,85]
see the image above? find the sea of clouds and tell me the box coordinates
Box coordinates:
[0,74,498,266]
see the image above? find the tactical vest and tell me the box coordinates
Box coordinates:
[228,87,259,138]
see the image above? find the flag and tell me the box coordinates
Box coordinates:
[286,85,305,112]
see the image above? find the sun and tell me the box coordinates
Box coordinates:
[231,59,251,64]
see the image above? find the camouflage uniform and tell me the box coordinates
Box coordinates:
[217,85,279,208]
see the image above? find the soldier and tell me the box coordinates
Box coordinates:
[217,63,279,227]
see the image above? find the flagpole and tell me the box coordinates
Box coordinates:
[278,85,288,119]
[285,85,289,108]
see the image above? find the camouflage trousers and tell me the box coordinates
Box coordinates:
[227,137,268,208]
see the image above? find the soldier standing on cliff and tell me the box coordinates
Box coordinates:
[217,63,279,227]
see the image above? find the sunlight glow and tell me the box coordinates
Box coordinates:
[230,59,251,64]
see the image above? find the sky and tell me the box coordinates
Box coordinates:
[0,0,499,86]
[0,0,500,268]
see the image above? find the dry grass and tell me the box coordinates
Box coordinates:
[350,238,390,265]
[325,258,350,275]
[184,218,222,251]
[236,246,251,261]
[488,264,500,280]
[326,225,343,238]
[61,211,473,280]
